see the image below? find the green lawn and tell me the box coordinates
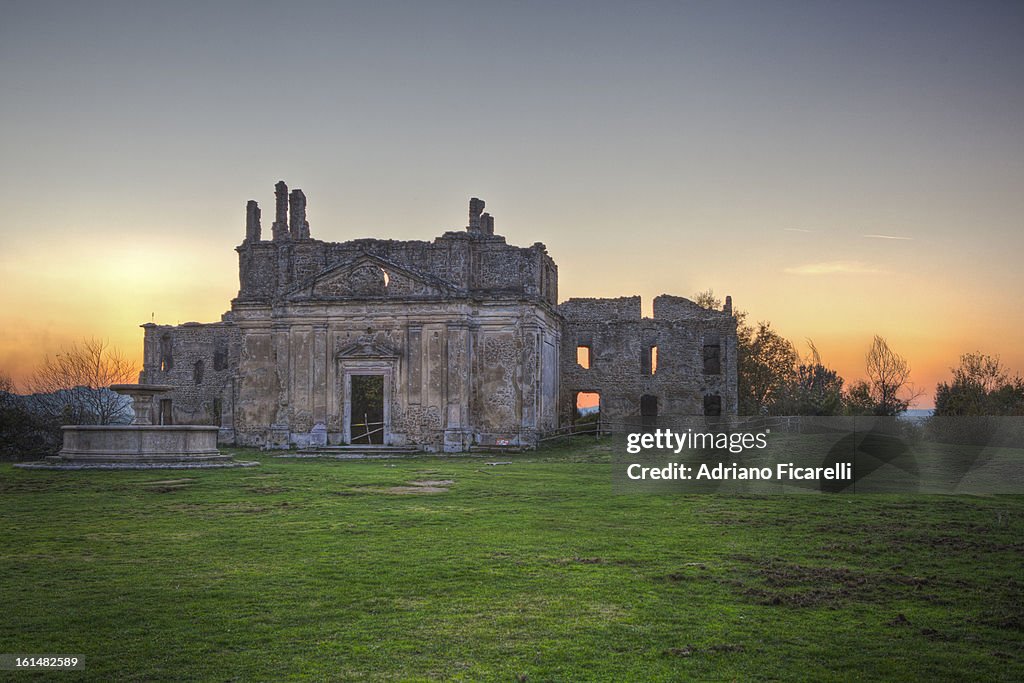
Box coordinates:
[1,440,1021,681]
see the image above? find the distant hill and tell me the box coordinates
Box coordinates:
[11,386,133,425]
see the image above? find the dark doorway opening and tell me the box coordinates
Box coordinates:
[640,394,658,431]
[350,375,385,445]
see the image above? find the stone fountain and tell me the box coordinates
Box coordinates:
[16,384,256,469]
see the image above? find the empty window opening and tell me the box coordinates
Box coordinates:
[193,360,204,385]
[159,334,173,372]
[703,344,721,375]
[576,345,591,369]
[641,344,658,375]
[704,394,722,417]
[575,391,601,433]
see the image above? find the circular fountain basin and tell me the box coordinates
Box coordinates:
[56,424,227,463]
[13,383,258,470]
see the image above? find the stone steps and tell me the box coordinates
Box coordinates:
[288,445,422,459]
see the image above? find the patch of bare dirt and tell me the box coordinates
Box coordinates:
[730,557,935,608]
[386,486,449,494]
[887,613,911,627]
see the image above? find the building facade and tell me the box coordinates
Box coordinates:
[141,182,737,450]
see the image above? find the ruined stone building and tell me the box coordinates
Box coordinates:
[141,182,737,450]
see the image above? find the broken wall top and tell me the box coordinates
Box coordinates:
[234,183,557,306]
[559,297,642,321]
[559,295,734,321]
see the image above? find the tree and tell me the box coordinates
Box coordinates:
[739,322,799,415]
[692,289,722,311]
[843,380,876,416]
[0,370,14,396]
[846,336,917,415]
[692,290,848,416]
[26,338,138,425]
[0,370,63,459]
[934,352,1024,417]
[792,340,845,416]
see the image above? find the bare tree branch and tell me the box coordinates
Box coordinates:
[26,338,138,425]
[863,335,920,415]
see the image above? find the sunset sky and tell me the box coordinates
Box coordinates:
[2,1,1022,407]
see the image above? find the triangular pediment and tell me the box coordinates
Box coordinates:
[284,253,458,301]
[336,339,400,359]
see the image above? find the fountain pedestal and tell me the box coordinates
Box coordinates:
[111,383,171,425]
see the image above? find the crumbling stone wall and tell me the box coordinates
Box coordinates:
[140,321,240,440]
[236,186,558,309]
[559,294,738,428]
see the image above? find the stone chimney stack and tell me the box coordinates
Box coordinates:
[724,295,733,316]
[480,212,494,236]
[245,200,262,242]
[271,180,289,241]
[289,189,310,240]
[468,197,485,233]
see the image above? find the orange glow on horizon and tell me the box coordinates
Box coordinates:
[2,209,1022,411]
[0,233,237,391]
[4,251,1022,410]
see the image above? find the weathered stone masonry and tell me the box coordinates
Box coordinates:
[558,295,738,428]
[141,321,240,440]
[142,181,737,450]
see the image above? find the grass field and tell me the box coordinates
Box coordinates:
[2,439,1022,681]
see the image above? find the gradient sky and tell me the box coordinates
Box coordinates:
[2,0,1023,406]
